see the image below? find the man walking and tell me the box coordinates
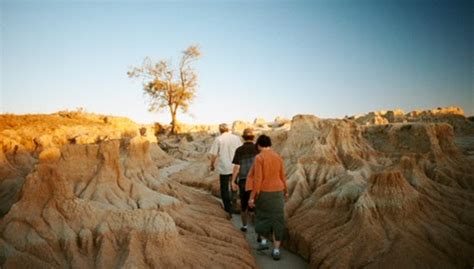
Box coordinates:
[209,123,242,217]
[231,128,258,232]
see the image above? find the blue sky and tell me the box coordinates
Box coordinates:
[1,0,472,124]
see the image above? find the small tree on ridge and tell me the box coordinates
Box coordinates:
[128,45,201,134]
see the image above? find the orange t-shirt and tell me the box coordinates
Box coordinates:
[246,149,287,199]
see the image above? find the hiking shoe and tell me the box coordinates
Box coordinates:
[272,249,281,260]
[256,242,269,251]
[240,226,247,232]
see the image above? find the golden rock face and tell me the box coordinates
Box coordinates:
[276,114,474,268]
[1,107,473,268]
[0,112,256,269]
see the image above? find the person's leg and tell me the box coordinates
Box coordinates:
[271,192,285,260]
[248,206,255,224]
[239,179,250,229]
[255,192,271,250]
[273,233,281,249]
[271,228,282,260]
[219,174,232,214]
[257,235,269,250]
[241,210,248,227]
[272,235,282,260]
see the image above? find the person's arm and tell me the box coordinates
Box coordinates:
[208,139,219,171]
[231,164,240,190]
[279,158,288,200]
[249,157,263,207]
[231,148,241,190]
[209,155,217,171]
[246,164,255,192]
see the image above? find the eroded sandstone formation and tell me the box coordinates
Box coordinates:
[276,115,474,268]
[155,108,474,268]
[0,112,155,218]
[0,114,256,268]
[352,106,474,136]
[1,107,473,269]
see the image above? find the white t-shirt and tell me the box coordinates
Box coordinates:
[209,132,242,175]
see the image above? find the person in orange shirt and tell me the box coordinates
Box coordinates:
[248,134,287,261]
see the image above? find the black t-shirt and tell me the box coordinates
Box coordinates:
[232,142,258,179]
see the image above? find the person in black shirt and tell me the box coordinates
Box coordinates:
[231,128,258,232]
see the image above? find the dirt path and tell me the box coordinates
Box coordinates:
[162,160,309,268]
[230,214,309,269]
[159,159,190,179]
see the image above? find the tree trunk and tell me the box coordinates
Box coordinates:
[170,110,178,134]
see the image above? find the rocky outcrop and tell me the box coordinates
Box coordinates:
[232,120,250,135]
[0,112,256,268]
[0,138,256,268]
[276,115,474,268]
[353,106,474,136]
[272,116,291,128]
[0,112,144,152]
[253,118,266,126]
[0,113,159,218]
[157,133,214,161]
[2,108,473,268]
[0,132,36,217]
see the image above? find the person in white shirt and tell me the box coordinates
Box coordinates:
[209,123,242,217]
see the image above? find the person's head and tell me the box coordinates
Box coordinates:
[219,123,229,134]
[242,128,255,141]
[256,134,272,150]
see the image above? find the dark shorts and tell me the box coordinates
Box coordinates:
[238,178,251,211]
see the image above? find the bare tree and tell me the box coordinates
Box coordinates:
[128,45,201,134]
